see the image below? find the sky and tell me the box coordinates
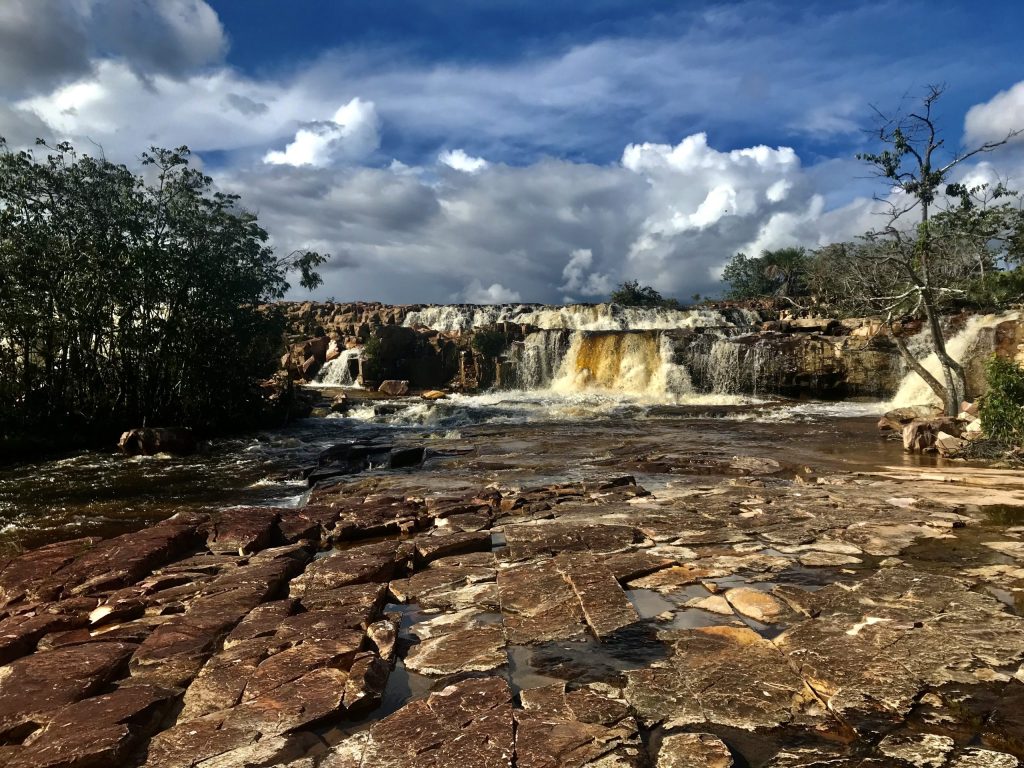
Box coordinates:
[1,0,1023,304]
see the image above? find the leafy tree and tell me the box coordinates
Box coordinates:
[721,247,810,301]
[0,139,325,454]
[833,85,1020,414]
[609,280,681,308]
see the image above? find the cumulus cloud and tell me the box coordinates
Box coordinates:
[439,149,489,173]
[462,280,523,304]
[0,0,226,99]
[560,249,613,297]
[219,131,843,303]
[264,98,380,167]
[964,81,1024,147]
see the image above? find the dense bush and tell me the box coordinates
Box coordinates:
[609,280,681,308]
[980,355,1024,446]
[0,140,324,453]
[721,247,810,302]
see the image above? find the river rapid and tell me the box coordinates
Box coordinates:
[0,390,939,555]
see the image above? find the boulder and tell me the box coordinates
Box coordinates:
[878,405,943,432]
[903,418,965,453]
[118,427,196,456]
[378,380,410,396]
[421,389,447,400]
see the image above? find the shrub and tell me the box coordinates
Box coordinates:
[471,327,507,358]
[980,355,1024,446]
[609,280,681,308]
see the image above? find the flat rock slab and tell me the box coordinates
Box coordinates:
[4,683,177,768]
[775,569,1024,735]
[555,552,640,638]
[415,530,492,563]
[625,625,821,732]
[724,587,785,624]
[207,507,281,555]
[497,559,587,644]
[405,624,506,675]
[0,640,137,740]
[325,676,514,768]
[657,732,734,768]
[389,564,494,604]
[145,667,350,768]
[290,541,413,597]
[516,681,644,766]
[0,537,100,608]
[503,522,644,560]
[59,515,206,598]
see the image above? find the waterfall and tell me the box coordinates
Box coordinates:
[312,347,362,387]
[888,312,1021,408]
[403,303,762,332]
[508,330,572,389]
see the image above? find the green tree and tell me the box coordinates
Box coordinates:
[609,280,681,308]
[0,139,325,454]
[721,247,810,301]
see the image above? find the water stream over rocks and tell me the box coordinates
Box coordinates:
[2,378,1024,765]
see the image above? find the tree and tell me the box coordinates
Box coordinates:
[721,247,810,302]
[0,139,325,452]
[847,85,1021,415]
[609,280,681,308]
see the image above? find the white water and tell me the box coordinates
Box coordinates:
[310,347,363,388]
[403,303,761,333]
[888,312,1020,409]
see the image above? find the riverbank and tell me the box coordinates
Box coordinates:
[1,394,1022,766]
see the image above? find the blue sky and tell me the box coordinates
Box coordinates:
[2,0,1023,303]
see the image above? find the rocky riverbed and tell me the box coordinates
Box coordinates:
[1,394,1024,767]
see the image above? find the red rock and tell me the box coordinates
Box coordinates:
[4,684,178,768]
[289,540,413,598]
[0,641,137,740]
[207,507,281,555]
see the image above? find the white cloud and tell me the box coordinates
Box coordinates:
[462,280,522,304]
[439,148,489,173]
[964,81,1024,148]
[560,249,613,297]
[264,98,380,167]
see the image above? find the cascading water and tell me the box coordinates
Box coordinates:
[551,332,666,394]
[507,330,573,389]
[403,303,762,332]
[311,347,363,388]
[888,312,1021,408]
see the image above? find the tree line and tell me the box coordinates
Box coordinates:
[0,140,324,458]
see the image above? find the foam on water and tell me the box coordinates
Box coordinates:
[403,303,761,333]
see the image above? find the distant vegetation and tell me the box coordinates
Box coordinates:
[609,280,682,309]
[0,140,324,457]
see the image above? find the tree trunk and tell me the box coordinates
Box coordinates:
[891,326,948,406]
[921,299,967,415]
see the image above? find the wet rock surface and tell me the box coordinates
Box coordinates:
[4,420,1024,768]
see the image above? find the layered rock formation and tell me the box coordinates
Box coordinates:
[274,301,1023,401]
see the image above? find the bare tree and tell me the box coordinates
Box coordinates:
[853,85,1022,415]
